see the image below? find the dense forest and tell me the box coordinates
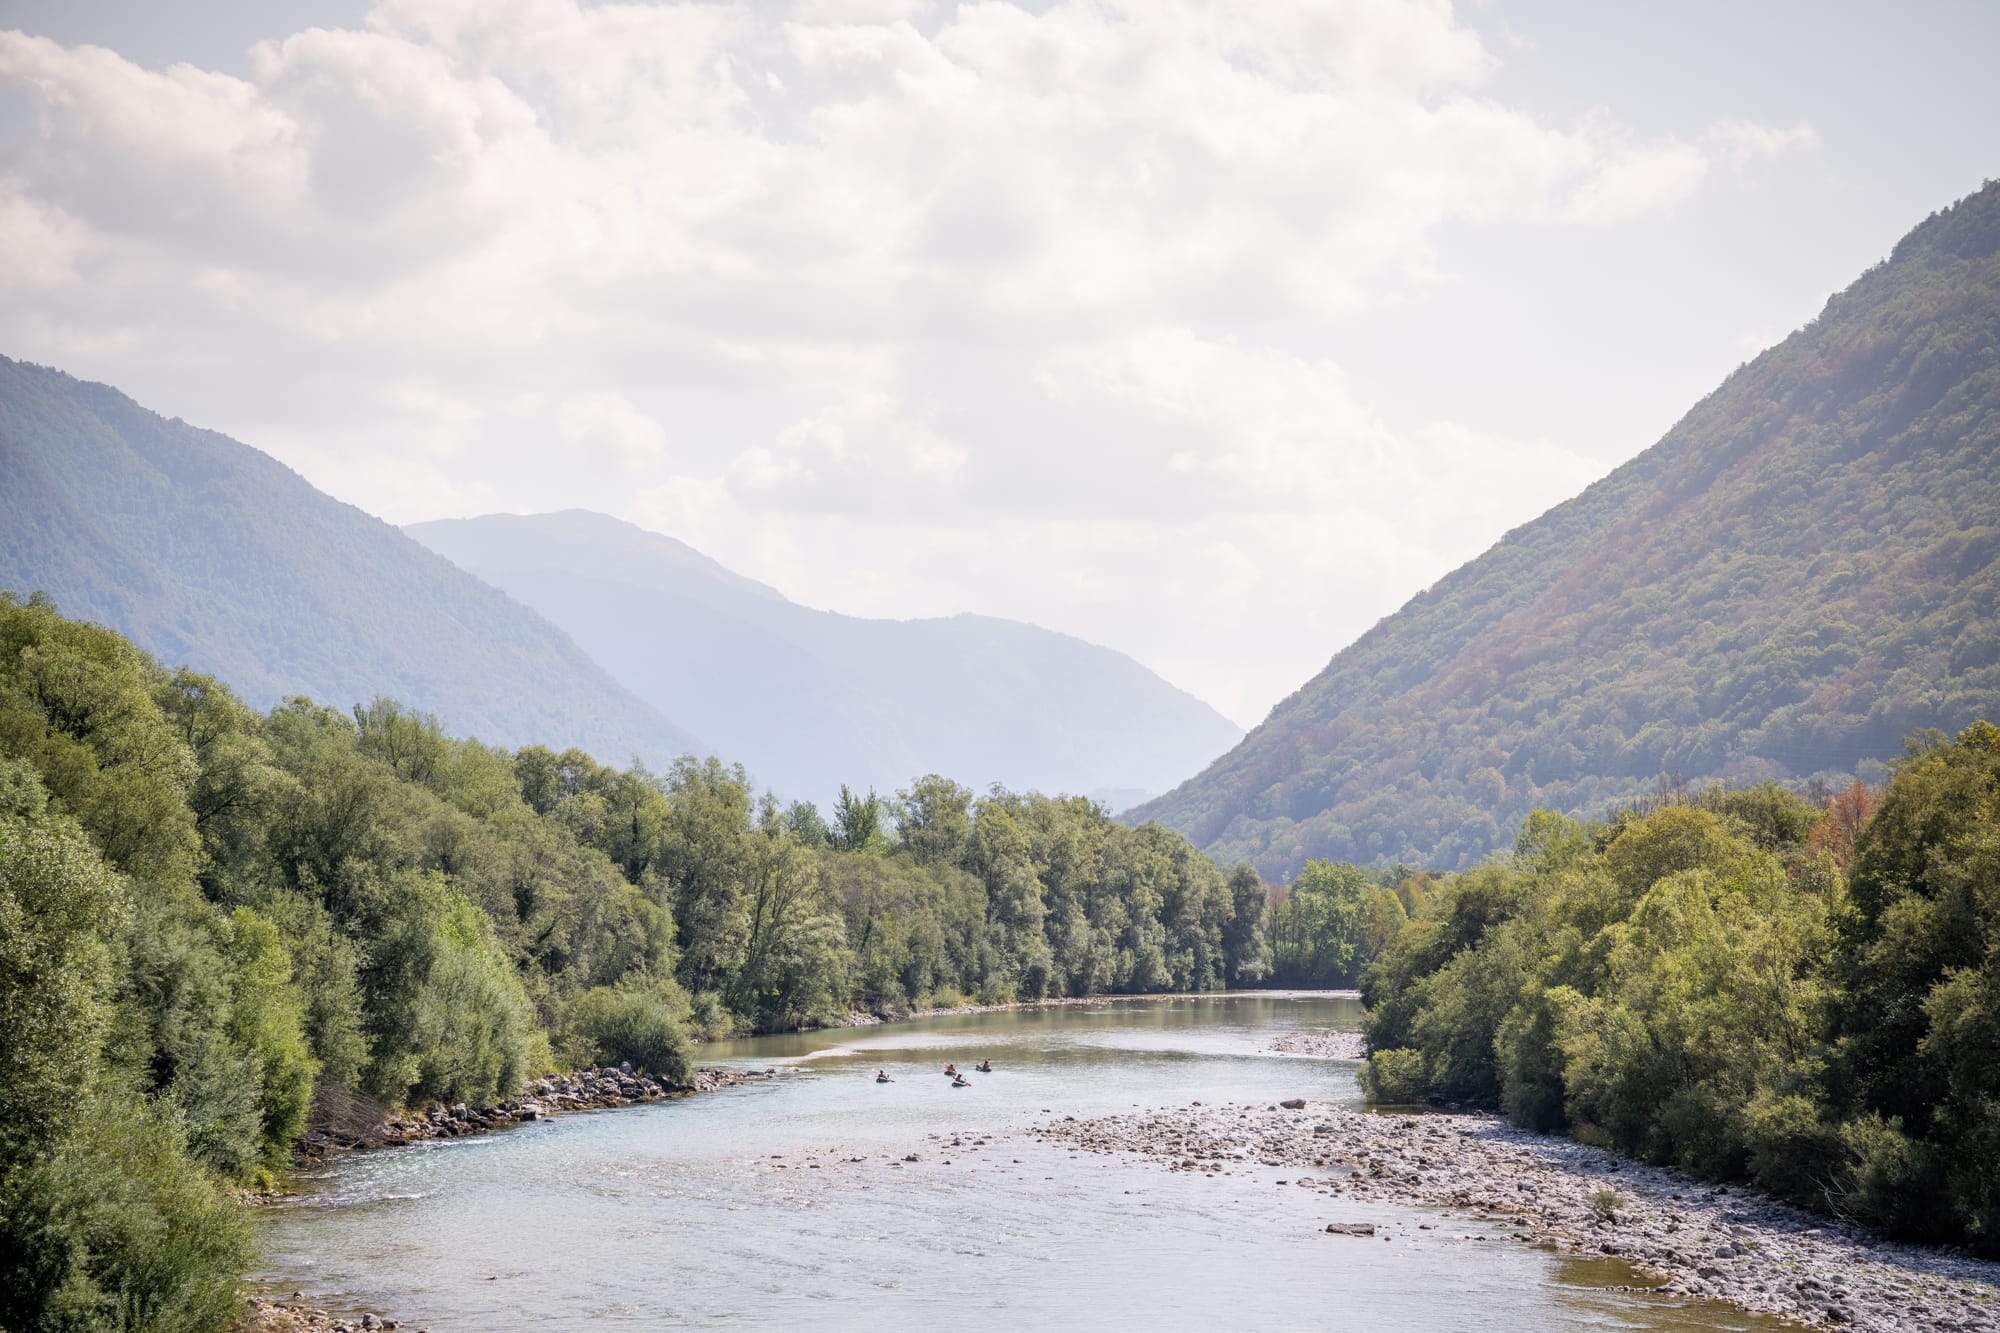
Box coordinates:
[1362,722,2000,1254]
[0,595,1267,1328]
[1136,179,2000,877]
[0,355,698,763]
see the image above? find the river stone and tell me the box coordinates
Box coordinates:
[1326,1222,1376,1236]
[1279,1098,1306,1110]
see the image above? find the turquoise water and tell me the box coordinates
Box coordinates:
[257,994,1783,1330]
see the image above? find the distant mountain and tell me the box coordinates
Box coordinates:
[1134,179,2000,877]
[0,357,700,763]
[408,510,1244,806]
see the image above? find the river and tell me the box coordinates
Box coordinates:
[257,993,1787,1331]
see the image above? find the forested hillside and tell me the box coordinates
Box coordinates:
[0,358,699,765]
[409,511,1243,807]
[0,597,1263,1326]
[1135,181,2000,877]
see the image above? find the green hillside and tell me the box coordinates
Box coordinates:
[1134,180,2000,877]
[0,357,700,764]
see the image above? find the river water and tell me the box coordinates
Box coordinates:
[258,993,1786,1331]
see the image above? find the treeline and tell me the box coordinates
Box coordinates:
[1264,859,1435,988]
[0,595,1267,1327]
[1360,724,2000,1254]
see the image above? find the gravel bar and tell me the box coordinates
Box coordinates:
[1031,1100,2000,1332]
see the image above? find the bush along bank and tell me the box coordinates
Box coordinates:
[1358,722,2000,1258]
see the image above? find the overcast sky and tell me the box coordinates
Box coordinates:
[3,1,1995,727]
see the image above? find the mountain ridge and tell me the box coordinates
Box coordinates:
[0,355,702,764]
[1132,180,2000,876]
[409,509,1245,806]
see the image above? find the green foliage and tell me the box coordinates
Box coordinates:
[340,870,543,1108]
[0,601,1269,1318]
[1222,864,1271,986]
[1270,861,1374,985]
[0,1093,252,1333]
[1359,735,2000,1255]
[829,785,884,852]
[565,979,694,1082]
[112,891,307,1181]
[1361,1047,1429,1103]
[0,763,253,1329]
[895,775,974,866]
[1140,180,2000,877]
[0,596,201,885]
[1828,720,2000,1245]
[251,890,370,1090]
[0,807,126,1162]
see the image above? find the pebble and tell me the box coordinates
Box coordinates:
[1028,1101,2000,1332]
[1266,1030,1369,1060]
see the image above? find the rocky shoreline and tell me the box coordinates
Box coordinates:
[246,1297,407,1333]
[296,1065,776,1157]
[1030,1100,2000,1332]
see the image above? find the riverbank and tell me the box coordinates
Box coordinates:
[1031,1100,1999,1332]
[296,1065,778,1157]
[246,1296,404,1332]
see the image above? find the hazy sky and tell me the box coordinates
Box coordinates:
[3,1,1995,727]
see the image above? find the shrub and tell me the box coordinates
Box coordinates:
[1361,1047,1430,1103]
[687,990,737,1041]
[1833,1114,1934,1235]
[0,1093,251,1333]
[567,980,693,1085]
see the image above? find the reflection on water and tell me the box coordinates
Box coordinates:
[258,994,1788,1331]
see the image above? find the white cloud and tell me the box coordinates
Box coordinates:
[1707,117,1818,164]
[558,390,669,471]
[0,1,1812,722]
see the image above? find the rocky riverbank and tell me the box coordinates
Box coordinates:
[244,1296,407,1332]
[297,1065,777,1156]
[1032,1100,2000,1332]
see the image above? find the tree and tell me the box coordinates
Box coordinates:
[0,801,126,1162]
[1221,863,1270,985]
[830,784,884,852]
[1273,860,1372,985]
[895,774,972,866]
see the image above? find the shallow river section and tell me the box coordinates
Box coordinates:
[258,993,1784,1331]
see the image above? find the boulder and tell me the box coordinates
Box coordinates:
[1279,1098,1306,1110]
